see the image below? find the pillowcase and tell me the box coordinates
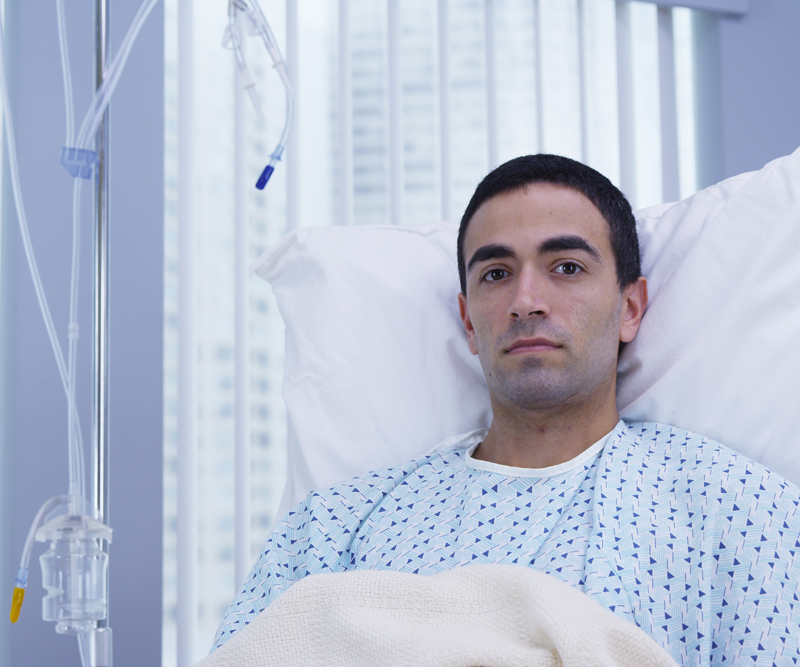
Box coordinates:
[617,148,800,482]
[254,223,491,519]
[254,146,800,516]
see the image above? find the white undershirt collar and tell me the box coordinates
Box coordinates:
[462,420,622,478]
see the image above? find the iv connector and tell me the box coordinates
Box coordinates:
[36,512,112,634]
[60,147,99,179]
[9,587,24,623]
[255,164,274,190]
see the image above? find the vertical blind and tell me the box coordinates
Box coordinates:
[164,1,702,664]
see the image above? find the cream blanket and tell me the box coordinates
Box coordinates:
[197,564,678,667]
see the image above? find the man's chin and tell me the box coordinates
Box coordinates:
[491,375,579,412]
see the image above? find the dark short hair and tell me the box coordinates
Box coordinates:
[457,154,641,293]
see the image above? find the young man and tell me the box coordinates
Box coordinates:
[456,155,646,470]
[213,155,800,665]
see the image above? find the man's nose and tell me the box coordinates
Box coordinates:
[508,271,550,319]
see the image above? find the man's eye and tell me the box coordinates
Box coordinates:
[554,262,582,275]
[482,268,508,282]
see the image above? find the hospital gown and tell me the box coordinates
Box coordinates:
[213,421,800,666]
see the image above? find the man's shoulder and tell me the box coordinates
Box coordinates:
[615,420,800,497]
[312,429,484,498]
[619,420,745,461]
[618,420,723,452]
[291,447,465,519]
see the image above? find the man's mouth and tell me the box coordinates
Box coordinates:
[505,338,561,354]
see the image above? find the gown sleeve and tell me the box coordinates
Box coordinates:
[210,457,424,651]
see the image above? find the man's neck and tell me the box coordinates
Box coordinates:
[471,396,621,469]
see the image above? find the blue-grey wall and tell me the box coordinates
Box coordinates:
[717,1,800,177]
[694,1,800,187]
[2,0,163,665]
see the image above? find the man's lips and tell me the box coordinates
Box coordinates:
[505,338,561,354]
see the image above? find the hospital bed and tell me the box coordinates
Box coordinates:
[252,146,800,518]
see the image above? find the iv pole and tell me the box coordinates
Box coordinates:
[93,0,109,537]
[92,0,112,661]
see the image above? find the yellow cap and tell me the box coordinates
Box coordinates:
[10,587,24,623]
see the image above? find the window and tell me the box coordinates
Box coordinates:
[163,1,698,664]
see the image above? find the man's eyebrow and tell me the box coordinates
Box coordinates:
[538,235,602,262]
[466,244,516,273]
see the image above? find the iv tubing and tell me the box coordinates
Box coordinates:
[10,495,65,622]
[68,176,86,503]
[0,8,86,494]
[226,12,264,121]
[78,632,88,665]
[58,0,86,504]
[14,496,65,589]
[56,0,75,148]
[75,0,160,152]
[252,0,293,189]
[0,19,77,418]
[251,0,293,94]
[229,0,294,189]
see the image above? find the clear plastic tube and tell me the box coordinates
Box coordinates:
[228,0,294,190]
[66,0,162,515]
[14,496,67,591]
[62,0,162,505]
[77,631,88,665]
[0,19,72,401]
[57,0,85,503]
[226,11,264,121]
[56,0,75,148]
[251,0,293,189]
[75,0,160,152]
[62,0,158,506]
[68,176,85,501]
[10,495,62,624]
[249,0,293,95]
[0,4,85,488]
[255,92,293,189]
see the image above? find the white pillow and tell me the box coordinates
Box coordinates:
[254,224,491,519]
[254,147,800,515]
[618,148,800,482]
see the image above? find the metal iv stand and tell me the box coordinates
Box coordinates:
[90,0,112,663]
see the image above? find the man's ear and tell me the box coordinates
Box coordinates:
[458,292,479,356]
[619,276,648,343]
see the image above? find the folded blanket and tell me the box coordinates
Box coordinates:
[197,564,677,667]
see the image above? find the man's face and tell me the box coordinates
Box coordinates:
[458,183,646,413]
